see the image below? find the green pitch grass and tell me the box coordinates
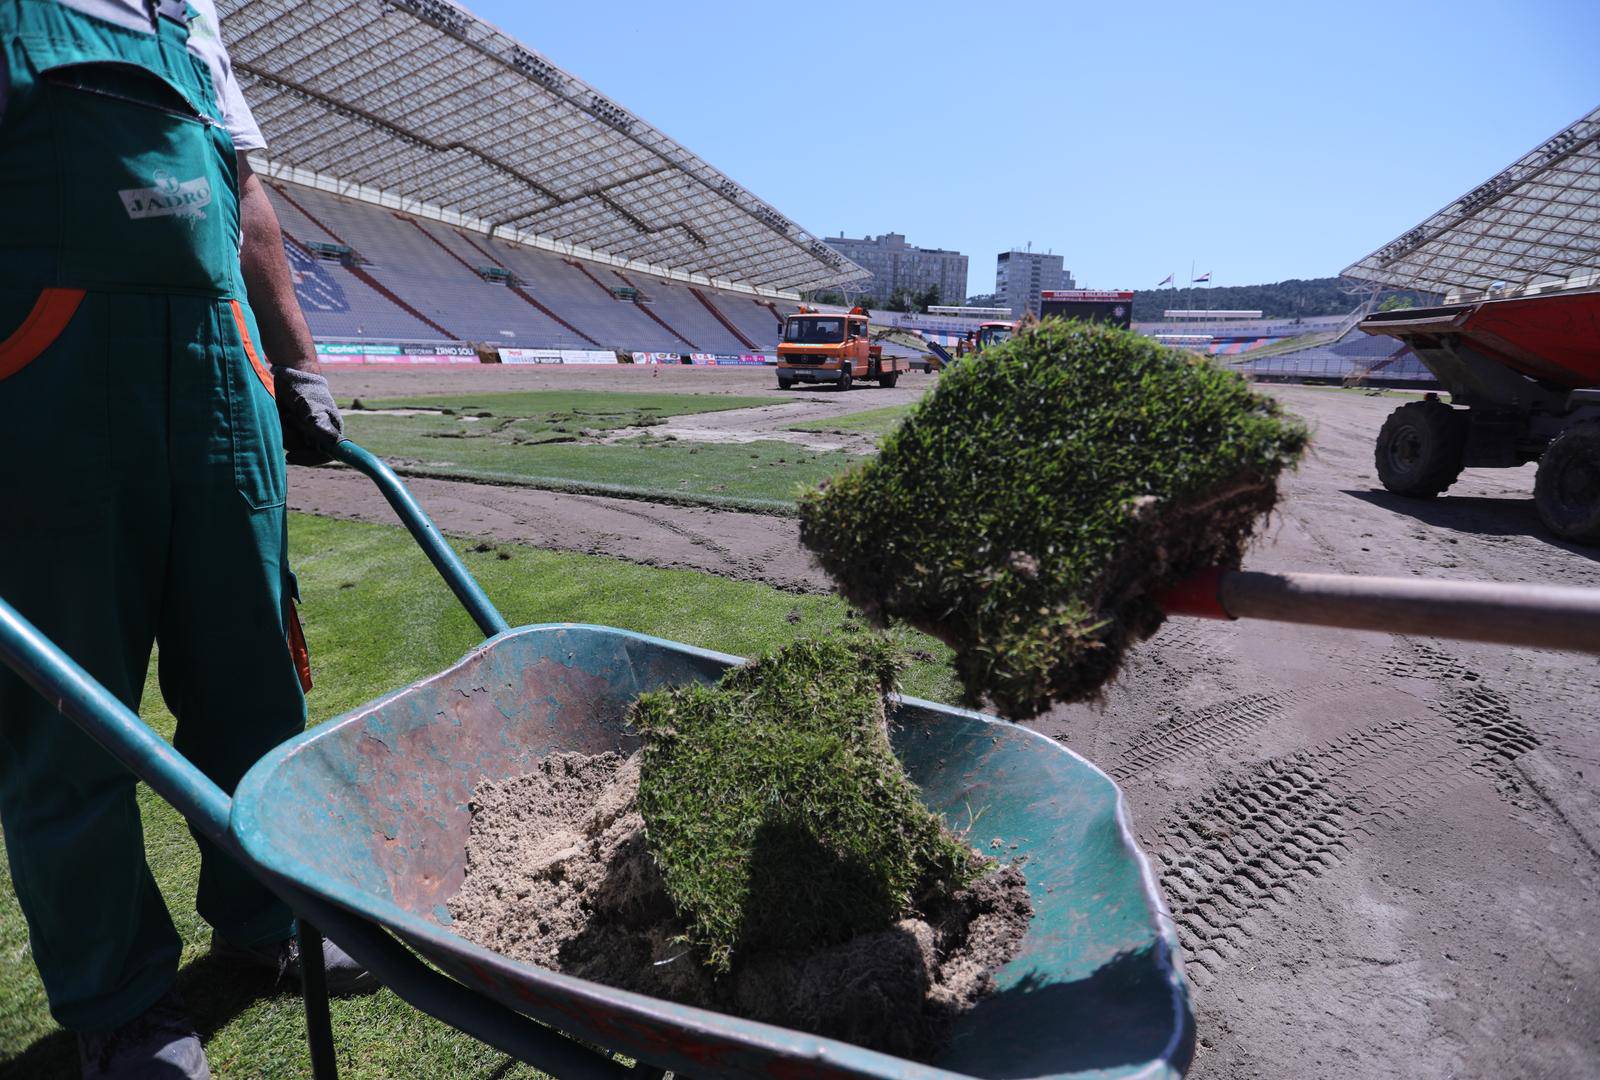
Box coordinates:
[339,390,854,511]
[786,404,913,437]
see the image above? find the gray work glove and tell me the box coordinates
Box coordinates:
[273,365,345,466]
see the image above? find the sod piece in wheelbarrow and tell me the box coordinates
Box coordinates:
[447,633,1032,1061]
[797,320,1309,718]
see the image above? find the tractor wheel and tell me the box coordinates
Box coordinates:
[838,368,853,392]
[879,371,899,389]
[1374,399,1467,498]
[1535,422,1600,544]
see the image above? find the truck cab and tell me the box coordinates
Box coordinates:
[776,307,907,390]
[973,321,1016,353]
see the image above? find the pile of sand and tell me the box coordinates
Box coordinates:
[446,750,1032,1061]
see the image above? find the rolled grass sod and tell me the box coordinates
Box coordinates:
[798,320,1308,719]
[631,633,980,973]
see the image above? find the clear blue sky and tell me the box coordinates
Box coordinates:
[470,0,1598,296]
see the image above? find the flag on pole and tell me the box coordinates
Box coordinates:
[1156,273,1174,287]
[1192,272,1212,283]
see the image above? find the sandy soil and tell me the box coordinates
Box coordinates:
[306,368,1600,1078]
[447,750,1030,1062]
[1034,386,1600,1080]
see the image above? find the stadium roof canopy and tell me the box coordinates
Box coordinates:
[216,0,867,299]
[1343,106,1600,301]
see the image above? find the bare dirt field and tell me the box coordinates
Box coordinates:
[291,469,833,593]
[311,367,1600,1079]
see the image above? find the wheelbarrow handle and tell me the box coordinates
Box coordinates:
[1160,567,1600,653]
[0,597,234,846]
[331,440,511,639]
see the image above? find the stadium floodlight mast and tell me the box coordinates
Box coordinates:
[1343,105,1600,302]
[216,0,870,300]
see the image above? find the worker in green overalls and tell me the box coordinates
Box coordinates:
[0,1,372,1075]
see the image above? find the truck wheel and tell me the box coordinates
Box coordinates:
[1535,422,1600,544]
[879,372,899,388]
[1374,399,1467,498]
[838,369,853,392]
[777,376,793,390]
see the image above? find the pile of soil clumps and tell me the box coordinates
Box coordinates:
[447,637,1032,1060]
[798,320,1309,718]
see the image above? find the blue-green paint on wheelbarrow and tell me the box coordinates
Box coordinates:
[233,623,1192,1080]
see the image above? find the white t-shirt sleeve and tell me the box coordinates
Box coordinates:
[186,0,267,152]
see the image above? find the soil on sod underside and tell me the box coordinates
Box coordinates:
[445,750,1032,1060]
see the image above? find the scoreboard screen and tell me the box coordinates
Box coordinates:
[1039,290,1134,330]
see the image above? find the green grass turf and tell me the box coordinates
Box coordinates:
[635,633,977,973]
[0,513,957,1078]
[337,390,853,512]
[800,321,1308,718]
[786,404,913,437]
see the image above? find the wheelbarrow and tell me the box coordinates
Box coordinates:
[0,440,1195,1080]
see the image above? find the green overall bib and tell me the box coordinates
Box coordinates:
[0,0,304,1030]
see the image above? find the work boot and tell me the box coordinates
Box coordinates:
[77,988,210,1079]
[210,930,379,995]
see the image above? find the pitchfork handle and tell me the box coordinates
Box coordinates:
[1161,568,1600,653]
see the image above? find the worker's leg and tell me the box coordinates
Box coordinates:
[0,288,182,1030]
[157,296,304,947]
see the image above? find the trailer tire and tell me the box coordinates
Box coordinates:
[879,372,899,388]
[1375,399,1467,498]
[1535,422,1600,544]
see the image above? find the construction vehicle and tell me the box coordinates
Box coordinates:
[776,307,910,390]
[1362,288,1600,543]
[955,320,1017,358]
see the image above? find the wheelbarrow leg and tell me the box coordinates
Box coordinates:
[299,921,339,1080]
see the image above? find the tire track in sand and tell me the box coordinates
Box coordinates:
[1157,643,1544,985]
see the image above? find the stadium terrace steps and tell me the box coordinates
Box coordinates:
[690,286,758,350]
[279,234,446,341]
[268,182,352,248]
[709,296,785,351]
[423,223,602,348]
[611,272,705,351]
[263,178,786,353]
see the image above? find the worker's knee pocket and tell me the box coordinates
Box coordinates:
[219,300,285,510]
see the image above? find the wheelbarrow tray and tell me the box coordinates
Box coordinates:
[233,623,1192,1080]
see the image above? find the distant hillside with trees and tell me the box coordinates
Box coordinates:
[1131,277,1437,322]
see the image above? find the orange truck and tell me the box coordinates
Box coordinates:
[776,307,910,390]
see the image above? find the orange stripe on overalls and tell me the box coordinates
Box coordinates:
[0,288,86,380]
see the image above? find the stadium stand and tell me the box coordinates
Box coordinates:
[721,297,792,346]
[1231,324,1436,386]
[216,0,868,361]
[265,180,791,353]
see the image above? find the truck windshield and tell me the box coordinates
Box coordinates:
[978,326,1012,348]
[784,318,846,344]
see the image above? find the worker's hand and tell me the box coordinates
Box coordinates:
[273,365,345,466]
